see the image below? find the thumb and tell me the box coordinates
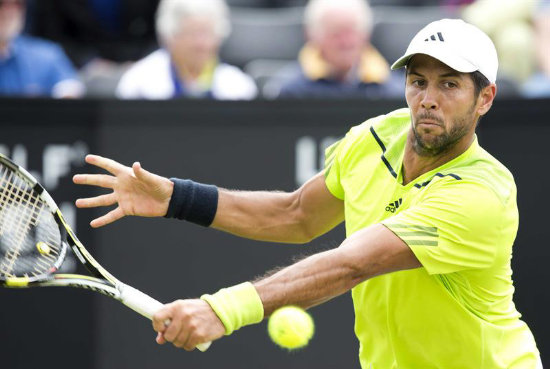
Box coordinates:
[156,332,166,345]
[132,162,157,184]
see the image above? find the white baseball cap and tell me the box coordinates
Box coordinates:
[391,19,498,83]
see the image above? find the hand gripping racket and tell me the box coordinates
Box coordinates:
[0,153,211,351]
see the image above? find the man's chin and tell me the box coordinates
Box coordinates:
[415,128,441,143]
[412,133,447,155]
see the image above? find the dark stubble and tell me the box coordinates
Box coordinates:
[411,102,476,157]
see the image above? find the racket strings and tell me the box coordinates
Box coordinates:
[0,164,62,278]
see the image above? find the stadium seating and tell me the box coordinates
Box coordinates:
[220,6,305,68]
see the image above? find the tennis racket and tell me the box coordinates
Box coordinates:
[0,153,211,352]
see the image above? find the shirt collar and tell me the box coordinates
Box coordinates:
[170,57,217,87]
[298,43,391,84]
[169,56,219,97]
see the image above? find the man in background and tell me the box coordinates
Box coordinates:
[116,0,257,100]
[522,0,550,98]
[271,0,403,99]
[0,0,84,98]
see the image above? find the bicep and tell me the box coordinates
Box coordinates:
[295,172,345,241]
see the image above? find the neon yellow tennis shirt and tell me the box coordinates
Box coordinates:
[325,108,540,368]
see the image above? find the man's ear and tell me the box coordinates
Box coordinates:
[477,84,497,116]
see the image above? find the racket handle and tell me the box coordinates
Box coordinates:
[118,283,212,352]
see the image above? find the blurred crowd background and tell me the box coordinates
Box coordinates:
[0,0,548,100]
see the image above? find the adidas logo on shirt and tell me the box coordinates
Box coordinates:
[385,198,402,213]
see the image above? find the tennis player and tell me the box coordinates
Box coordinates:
[74,19,541,368]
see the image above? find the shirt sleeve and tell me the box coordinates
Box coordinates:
[323,138,345,199]
[47,44,78,82]
[323,116,384,200]
[382,179,516,274]
[47,44,84,97]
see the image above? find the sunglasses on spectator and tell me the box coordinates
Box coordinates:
[0,0,25,6]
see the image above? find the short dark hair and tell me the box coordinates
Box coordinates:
[470,71,491,126]
[470,71,491,99]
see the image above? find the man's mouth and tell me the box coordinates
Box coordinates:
[418,120,440,126]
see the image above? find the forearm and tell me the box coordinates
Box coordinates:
[254,247,357,315]
[200,224,420,337]
[254,224,420,315]
[211,189,311,244]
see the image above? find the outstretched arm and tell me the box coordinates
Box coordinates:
[211,171,343,243]
[151,224,421,350]
[74,155,343,243]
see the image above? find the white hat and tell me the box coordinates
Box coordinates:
[391,19,498,83]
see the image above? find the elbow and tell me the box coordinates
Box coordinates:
[288,192,317,244]
[289,214,317,244]
[297,213,318,243]
[286,218,317,244]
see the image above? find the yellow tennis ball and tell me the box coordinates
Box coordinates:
[268,306,314,350]
[36,242,51,255]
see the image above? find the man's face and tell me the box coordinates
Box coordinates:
[405,54,481,157]
[311,9,366,75]
[169,16,220,70]
[0,0,24,43]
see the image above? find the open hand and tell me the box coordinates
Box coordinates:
[73,154,174,227]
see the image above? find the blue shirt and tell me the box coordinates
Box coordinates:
[0,36,79,97]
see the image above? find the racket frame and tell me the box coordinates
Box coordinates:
[0,153,211,352]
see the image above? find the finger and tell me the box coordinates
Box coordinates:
[156,332,166,345]
[175,327,195,351]
[163,319,183,343]
[183,330,200,351]
[132,162,160,185]
[90,207,125,228]
[73,174,116,189]
[152,305,172,333]
[85,154,126,175]
[75,193,116,208]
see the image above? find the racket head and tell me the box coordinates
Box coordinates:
[0,153,68,286]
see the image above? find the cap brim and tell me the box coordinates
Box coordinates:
[391,49,478,74]
[391,54,411,70]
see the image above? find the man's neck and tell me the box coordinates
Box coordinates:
[328,64,357,82]
[401,131,475,185]
[171,54,205,81]
[0,39,10,58]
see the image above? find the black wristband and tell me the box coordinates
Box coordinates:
[164,178,219,227]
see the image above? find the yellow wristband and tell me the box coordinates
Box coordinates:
[201,282,264,335]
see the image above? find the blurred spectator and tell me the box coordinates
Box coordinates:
[30,0,159,68]
[116,0,257,100]
[0,0,84,98]
[269,0,404,99]
[462,0,536,84]
[522,0,550,98]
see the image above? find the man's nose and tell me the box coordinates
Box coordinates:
[420,86,439,110]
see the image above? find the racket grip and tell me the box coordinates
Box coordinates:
[118,283,212,352]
